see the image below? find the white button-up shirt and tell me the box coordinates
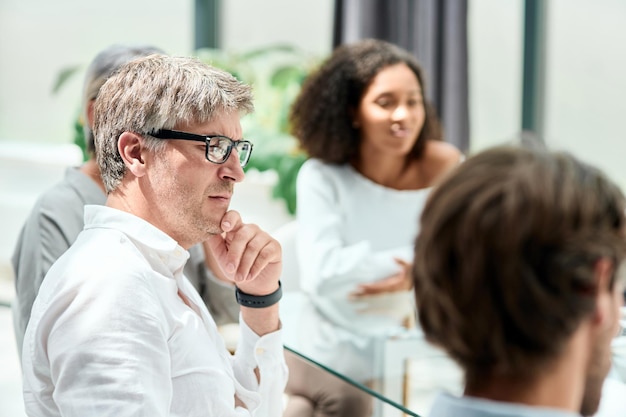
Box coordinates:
[22,205,288,417]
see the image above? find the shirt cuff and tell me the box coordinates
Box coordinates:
[236,314,284,369]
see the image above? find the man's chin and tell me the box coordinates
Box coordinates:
[205,220,226,236]
[187,219,224,243]
[200,208,227,230]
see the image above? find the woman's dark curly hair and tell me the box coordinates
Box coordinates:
[290,38,442,164]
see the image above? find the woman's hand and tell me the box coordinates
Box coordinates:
[350,258,412,298]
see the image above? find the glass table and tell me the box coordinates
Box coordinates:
[279,291,464,417]
[281,294,626,417]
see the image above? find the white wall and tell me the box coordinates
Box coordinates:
[0,0,193,145]
[468,0,626,190]
[544,0,626,190]
[468,0,524,152]
[221,0,333,54]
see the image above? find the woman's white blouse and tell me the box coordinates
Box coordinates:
[297,159,429,325]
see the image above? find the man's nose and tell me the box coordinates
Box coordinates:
[218,151,245,183]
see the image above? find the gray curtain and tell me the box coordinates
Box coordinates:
[333,0,469,151]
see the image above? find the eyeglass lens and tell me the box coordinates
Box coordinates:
[207,137,251,167]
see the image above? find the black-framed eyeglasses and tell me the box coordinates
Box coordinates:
[150,129,253,168]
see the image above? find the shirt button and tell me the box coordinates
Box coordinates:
[255,347,265,355]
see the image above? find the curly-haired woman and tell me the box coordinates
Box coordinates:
[284,39,463,417]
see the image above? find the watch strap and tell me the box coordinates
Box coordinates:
[235,281,282,308]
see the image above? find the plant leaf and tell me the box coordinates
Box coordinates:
[52,65,82,95]
[241,44,300,60]
[270,65,306,89]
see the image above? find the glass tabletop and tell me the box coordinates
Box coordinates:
[279,291,464,417]
[280,294,626,417]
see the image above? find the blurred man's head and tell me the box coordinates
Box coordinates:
[413,145,626,415]
[82,44,164,156]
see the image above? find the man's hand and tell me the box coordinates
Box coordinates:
[350,258,413,298]
[206,210,282,296]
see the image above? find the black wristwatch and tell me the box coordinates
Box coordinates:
[235,281,282,308]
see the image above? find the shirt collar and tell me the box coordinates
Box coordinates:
[83,205,190,276]
[429,392,581,417]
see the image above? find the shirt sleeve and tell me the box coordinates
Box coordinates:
[231,316,288,417]
[295,160,413,296]
[25,268,173,417]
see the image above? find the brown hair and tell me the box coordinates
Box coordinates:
[290,38,442,164]
[413,145,626,388]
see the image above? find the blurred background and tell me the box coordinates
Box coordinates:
[2,0,625,172]
[1,0,625,415]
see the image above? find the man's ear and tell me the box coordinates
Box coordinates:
[118,132,146,177]
[86,99,95,129]
[592,257,614,325]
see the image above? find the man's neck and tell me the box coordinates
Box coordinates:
[464,327,591,413]
[106,182,194,250]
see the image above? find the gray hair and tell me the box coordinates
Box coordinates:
[82,44,165,155]
[93,54,254,193]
